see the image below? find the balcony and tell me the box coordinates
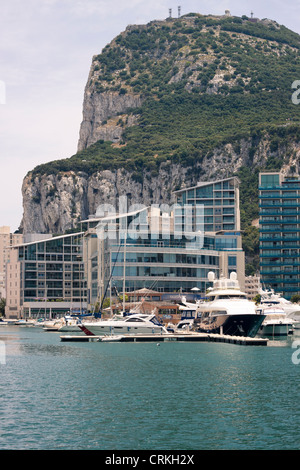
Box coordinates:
[260,270,300,276]
[260,277,300,284]
[259,202,300,208]
[259,194,300,199]
[260,219,300,224]
[260,261,300,267]
[259,210,300,216]
[259,247,299,252]
[259,185,300,190]
[259,235,300,241]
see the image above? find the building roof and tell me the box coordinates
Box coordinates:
[13,232,84,248]
[173,176,240,194]
[81,206,149,224]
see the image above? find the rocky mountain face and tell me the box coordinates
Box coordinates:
[21,136,300,234]
[20,12,300,234]
[77,90,142,151]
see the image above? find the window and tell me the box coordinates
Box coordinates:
[260,173,280,188]
[228,256,237,266]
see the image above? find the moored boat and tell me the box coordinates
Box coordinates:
[259,288,300,321]
[256,305,295,336]
[193,272,265,337]
[15,319,36,327]
[80,313,169,336]
[57,315,84,333]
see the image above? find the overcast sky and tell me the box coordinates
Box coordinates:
[1,0,300,232]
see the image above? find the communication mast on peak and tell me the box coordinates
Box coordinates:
[169,8,172,18]
[178,6,181,17]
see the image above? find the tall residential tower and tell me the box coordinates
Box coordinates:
[259,171,300,299]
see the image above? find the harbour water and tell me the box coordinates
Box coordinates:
[1,325,300,450]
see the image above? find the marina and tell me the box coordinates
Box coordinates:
[2,2,300,454]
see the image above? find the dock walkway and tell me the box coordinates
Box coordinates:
[60,332,268,346]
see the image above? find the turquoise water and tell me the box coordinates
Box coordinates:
[0,326,300,450]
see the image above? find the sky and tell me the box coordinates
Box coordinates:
[1,0,300,232]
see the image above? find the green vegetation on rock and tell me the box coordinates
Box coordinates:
[31,14,300,177]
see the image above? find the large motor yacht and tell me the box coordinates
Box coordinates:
[194,272,265,337]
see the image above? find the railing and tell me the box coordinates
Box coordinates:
[259,185,300,190]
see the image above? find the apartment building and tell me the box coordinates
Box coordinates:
[5,232,87,319]
[0,226,23,298]
[259,171,300,299]
[174,177,240,233]
[244,275,261,300]
[82,176,245,311]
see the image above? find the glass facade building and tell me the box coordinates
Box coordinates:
[174,177,240,233]
[15,233,87,318]
[85,225,243,307]
[259,172,300,299]
[83,177,245,309]
[105,234,220,295]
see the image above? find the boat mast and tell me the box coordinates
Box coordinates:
[123,224,127,313]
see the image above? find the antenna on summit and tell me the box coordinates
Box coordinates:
[169,8,172,18]
[178,6,181,17]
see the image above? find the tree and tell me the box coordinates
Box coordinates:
[0,298,6,317]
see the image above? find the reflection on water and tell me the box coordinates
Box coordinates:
[263,328,300,348]
[0,326,81,358]
[20,342,82,357]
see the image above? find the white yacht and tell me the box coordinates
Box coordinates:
[167,304,199,332]
[256,290,296,336]
[256,305,294,336]
[193,272,265,337]
[80,313,169,336]
[180,296,200,310]
[15,319,36,327]
[258,288,300,327]
[174,318,194,331]
[57,315,86,333]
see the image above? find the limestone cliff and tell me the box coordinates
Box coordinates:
[20,13,300,234]
[21,136,300,234]
[77,90,142,151]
